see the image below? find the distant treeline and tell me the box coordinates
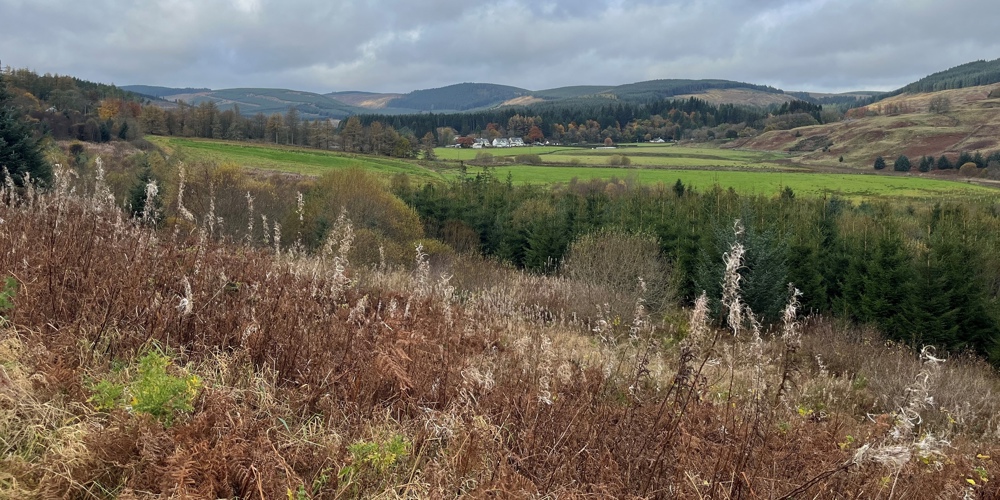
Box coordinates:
[351,98,824,144]
[394,170,1000,362]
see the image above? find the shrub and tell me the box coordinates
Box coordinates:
[87,349,201,426]
[873,156,886,170]
[959,162,981,177]
[515,154,543,165]
[606,154,631,166]
[561,229,672,321]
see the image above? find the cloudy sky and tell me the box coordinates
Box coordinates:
[3,0,999,94]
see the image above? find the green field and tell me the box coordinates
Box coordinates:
[453,165,1000,200]
[149,137,442,180]
[147,137,999,200]
[433,143,791,169]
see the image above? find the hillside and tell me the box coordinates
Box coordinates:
[121,85,211,98]
[330,79,821,114]
[152,87,361,120]
[881,58,1000,99]
[733,84,1000,169]
[326,91,403,108]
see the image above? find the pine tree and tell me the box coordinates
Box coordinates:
[859,234,915,342]
[937,155,953,170]
[918,155,934,172]
[0,71,51,186]
[873,156,886,170]
[893,155,911,172]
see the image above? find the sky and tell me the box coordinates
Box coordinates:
[3,0,1000,95]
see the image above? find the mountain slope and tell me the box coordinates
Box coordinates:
[880,58,1000,100]
[152,88,361,119]
[733,85,1000,168]
[122,85,211,98]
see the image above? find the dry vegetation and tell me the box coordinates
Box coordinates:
[737,85,1000,171]
[2,163,1000,498]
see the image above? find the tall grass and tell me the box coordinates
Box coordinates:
[1,161,998,498]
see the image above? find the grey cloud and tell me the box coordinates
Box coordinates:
[3,0,1000,94]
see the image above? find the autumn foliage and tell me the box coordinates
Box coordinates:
[1,164,999,498]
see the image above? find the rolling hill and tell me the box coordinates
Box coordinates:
[322,79,849,114]
[732,84,1000,169]
[131,87,362,120]
[122,85,211,98]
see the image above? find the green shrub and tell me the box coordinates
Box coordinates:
[87,349,201,425]
[129,351,201,425]
[338,434,411,494]
[0,276,16,324]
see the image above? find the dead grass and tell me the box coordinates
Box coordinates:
[2,165,1000,498]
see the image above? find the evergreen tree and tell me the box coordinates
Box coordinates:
[937,155,953,170]
[893,155,911,172]
[973,151,986,168]
[0,72,51,186]
[957,150,973,167]
[873,156,886,170]
[859,234,915,341]
[918,155,934,172]
[126,156,162,225]
[695,218,789,325]
[673,179,685,197]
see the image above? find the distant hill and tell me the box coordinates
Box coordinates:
[327,91,403,109]
[880,58,1000,100]
[122,85,212,98]
[129,78,887,120]
[734,84,1000,168]
[328,79,811,114]
[348,83,532,113]
[149,88,361,120]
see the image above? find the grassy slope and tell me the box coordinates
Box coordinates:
[737,85,1000,168]
[149,136,442,180]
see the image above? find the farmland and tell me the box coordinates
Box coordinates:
[434,143,792,169]
[147,136,442,180]
[147,137,1000,201]
[452,165,998,200]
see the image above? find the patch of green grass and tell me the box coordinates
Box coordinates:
[434,143,790,169]
[452,165,999,200]
[148,137,442,180]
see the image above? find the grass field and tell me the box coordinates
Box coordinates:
[454,165,1000,200]
[148,136,442,180]
[433,143,791,169]
[146,137,998,200]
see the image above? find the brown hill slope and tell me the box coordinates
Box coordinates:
[734,85,1000,169]
[675,88,800,107]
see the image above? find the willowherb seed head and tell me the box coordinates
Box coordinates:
[176,163,195,223]
[721,220,747,336]
[781,285,803,350]
[178,276,194,316]
[141,180,159,222]
[414,243,431,297]
[296,191,305,222]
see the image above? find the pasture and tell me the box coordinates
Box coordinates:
[454,165,1000,200]
[434,143,791,169]
[148,137,442,180]
[145,137,999,201]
